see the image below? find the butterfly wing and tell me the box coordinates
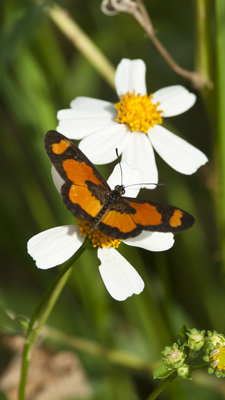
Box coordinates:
[45,130,194,239]
[45,130,110,222]
[98,197,195,239]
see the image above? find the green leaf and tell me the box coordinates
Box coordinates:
[153,364,175,379]
[178,325,189,339]
[0,304,23,334]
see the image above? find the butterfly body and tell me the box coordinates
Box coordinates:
[45,130,195,240]
[90,184,125,231]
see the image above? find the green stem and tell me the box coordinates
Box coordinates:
[146,371,177,400]
[192,363,208,371]
[145,363,208,400]
[18,243,86,400]
[195,0,214,78]
[215,0,225,274]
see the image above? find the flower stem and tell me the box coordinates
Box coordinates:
[18,243,85,400]
[192,363,208,371]
[145,371,177,400]
[215,0,225,275]
[145,363,208,400]
[195,0,214,94]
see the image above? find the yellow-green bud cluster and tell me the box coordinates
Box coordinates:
[154,327,225,381]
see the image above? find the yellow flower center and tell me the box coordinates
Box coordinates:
[75,218,121,249]
[210,347,225,371]
[115,90,163,133]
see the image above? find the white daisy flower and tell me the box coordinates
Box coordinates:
[57,58,208,189]
[28,163,174,301]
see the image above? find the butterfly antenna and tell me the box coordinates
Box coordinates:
[124,182,165,189]
[115,148,123,186]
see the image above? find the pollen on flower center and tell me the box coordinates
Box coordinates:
[75,218,121,249]
[115,90,163,134]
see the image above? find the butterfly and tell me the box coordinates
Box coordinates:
[44,130,195,240]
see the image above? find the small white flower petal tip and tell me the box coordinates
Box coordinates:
[98,247,144,301]
[27,225,83,270]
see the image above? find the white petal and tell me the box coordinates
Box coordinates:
[121,132,158,189]
[52,166,65,194]
[70,97,115,114]
[149,125,208,175]
[57,116,116,140]
[79,123,129,164]
[98,247,144,301]
[115,59,147,97]
[124,231,174,251]
[107,162,142,197]
[27,225,84,270]
[58,107,115,119]
[152,86,196,117]
[57,100,117,140]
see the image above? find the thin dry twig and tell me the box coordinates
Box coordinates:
[101,0,213,89]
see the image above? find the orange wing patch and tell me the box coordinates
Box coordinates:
[52,139,71,154]
[102,210,137,233]
[69,185,102,217]
[63,159,103,187]
[128,201,162,227]
[169,209,183,228]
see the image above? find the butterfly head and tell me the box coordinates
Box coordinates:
[113,184,126,198]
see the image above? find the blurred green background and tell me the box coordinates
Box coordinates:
[1,0,224,399]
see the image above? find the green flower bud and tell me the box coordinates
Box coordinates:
[162,343,185,368]
[204,331,225,353]
[187,329,205,351]
[209,334,225,347]
[177,363,191,379]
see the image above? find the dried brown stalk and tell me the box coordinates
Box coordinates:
[101,0,213,89]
